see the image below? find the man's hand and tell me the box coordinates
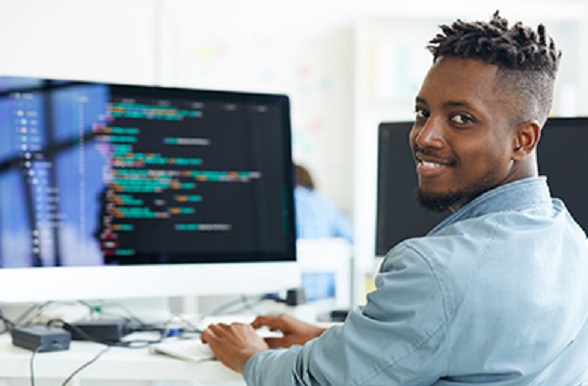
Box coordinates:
[201,322,269,374]
[251,314,327,348]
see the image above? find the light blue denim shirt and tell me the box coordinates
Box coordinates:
[245,177,588,385]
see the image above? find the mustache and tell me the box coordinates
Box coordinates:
[412,146,457,167]
[412,145,437,157]
[412,145,440,160]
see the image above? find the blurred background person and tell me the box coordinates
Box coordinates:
[294,164,353,243]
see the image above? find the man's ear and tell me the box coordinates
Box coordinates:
[512,120,541,161]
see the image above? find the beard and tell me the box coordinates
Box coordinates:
[416,169,506,213]
[417,188,467,212]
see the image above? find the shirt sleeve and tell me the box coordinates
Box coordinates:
[244,243,449,385]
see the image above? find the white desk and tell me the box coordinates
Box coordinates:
[0,334,245,386]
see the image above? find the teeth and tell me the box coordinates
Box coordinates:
[421,160,443,167]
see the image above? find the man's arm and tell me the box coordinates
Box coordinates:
[204,244,448,385]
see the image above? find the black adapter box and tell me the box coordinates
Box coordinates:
[11,325,71,352]
[65,319,131,343]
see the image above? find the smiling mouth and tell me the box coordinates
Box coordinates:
[419,160,446,168]
[415,154,453,176]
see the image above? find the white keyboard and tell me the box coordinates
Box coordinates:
[150,338,214,362]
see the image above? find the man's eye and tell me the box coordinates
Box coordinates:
[450,114,473,124]
[415,108,428,119]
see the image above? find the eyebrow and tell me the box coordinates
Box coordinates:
[415,97,476,110]
[444,101,475,109]
[415,97,428,106]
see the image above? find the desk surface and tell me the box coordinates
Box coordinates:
[0,333,242,383]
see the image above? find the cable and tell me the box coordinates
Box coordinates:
[238,294,268,315]
[59,345,111,386]
[170,314,203,335]
[18,292,295,386]
[26,336,111,386]
[29,347,40,386]
[34,319,148,385]
[16,301,183,386]
[9,301,83,328]
[0,309,16,334]
[205,294,267,317]
[48,319,162,349]
[15,303,44,326]
[29,340,71,386]
[80,300,149,328]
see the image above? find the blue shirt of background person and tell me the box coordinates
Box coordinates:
[293,164,353,243]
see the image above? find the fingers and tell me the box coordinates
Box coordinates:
[201,324,220,343]
[251,314,289,330]
[206,322,227,333]
[201,323,241,343]
[203,318,308,351]
[250,315,273,328]
[200,322,266,374]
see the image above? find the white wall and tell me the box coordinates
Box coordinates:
[0,0,156,84]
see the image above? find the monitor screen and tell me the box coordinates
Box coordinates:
[375,122,447,257]
[376,118,588,257]
[0,76,298,303]
[538,117,588,233]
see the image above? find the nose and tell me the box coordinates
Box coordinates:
[411,116,445,150]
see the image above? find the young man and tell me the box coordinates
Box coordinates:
[202,12,588,385]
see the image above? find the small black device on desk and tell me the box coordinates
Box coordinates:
[11,325,71,352]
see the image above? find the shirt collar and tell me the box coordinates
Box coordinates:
[429,177,552,235]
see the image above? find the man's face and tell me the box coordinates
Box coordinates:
[410,56,519,212]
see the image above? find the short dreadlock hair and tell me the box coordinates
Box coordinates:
[427,11,562,127]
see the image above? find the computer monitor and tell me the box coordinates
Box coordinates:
[375,122,447,257]
[376,118,588,258]
[538,117,588,233]
[0,76,299,304]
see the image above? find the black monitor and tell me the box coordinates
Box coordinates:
[375,122,447,257]
[376,118,588,257]
[0,76,299,303]
[538,117,588,232]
